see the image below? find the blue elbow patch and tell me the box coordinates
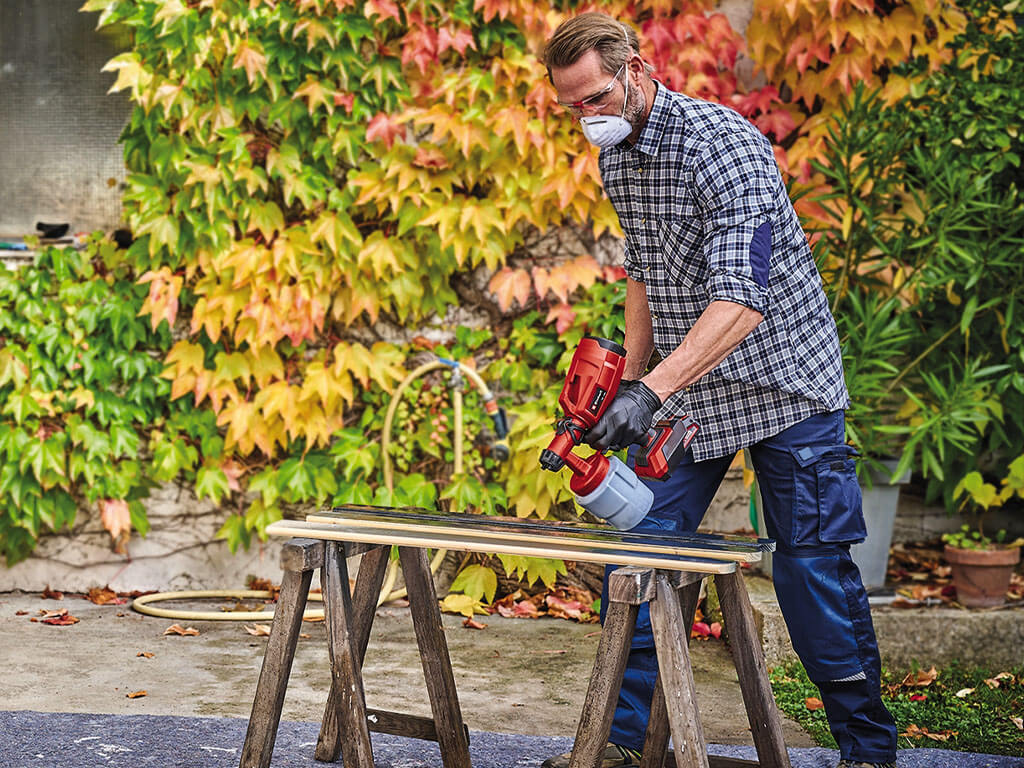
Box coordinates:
[749,221,772,288]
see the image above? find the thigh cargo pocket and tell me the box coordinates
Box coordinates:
[789,444,866,546]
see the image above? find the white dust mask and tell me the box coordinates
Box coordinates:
[579,71,631,148]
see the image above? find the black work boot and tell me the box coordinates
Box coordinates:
[837,760,896,768]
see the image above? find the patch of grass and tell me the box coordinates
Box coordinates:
[770,661,1024,756]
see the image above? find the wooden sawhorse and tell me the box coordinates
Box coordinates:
[239,512,791,768]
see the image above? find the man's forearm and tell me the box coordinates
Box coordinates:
[641,299,763,401]
[623,277,654,379]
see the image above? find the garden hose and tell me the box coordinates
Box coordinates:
[132,589,324,622]
[378,357,508,605]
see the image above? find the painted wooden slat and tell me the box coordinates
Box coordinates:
[312,505,773,554]
[267,520,737,574]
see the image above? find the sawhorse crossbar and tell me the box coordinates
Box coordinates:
[240,509,791,768]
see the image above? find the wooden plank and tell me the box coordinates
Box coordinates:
[715,572,791,768]
[400,546,472,768]
[267,520,737,574]
[322,541,375,768]
[316,544,391,762]
[308,513,761,563]
[568,599,639,768]
[641,578,704,768]
[364,708,470,742]
[650,573,708,768]
[239,568,313,768]
[310,506,772,558]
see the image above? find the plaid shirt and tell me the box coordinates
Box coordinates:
[599,83,849,461]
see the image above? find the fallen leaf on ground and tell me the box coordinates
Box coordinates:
[137,652,154,658]
[691,621,712,639]
[41,585,63,600]
[302,615,325,623]
[900,666,938,688]
[42,613,80,626]
[38,608,79,625]
[462,618,487,629]
[163,624,200,636]
[126,690,147,699]
[545,593,589,621]
[244,624,272,636]
[984,677,1003,689]
[86,586,125,605]
[15,610,27,616]
[1011,717,1023,730]
[901,723,956,742]
[909,694,927,702]
[804,697,824,711]
[955,687,975,698]
[709,621,722,639]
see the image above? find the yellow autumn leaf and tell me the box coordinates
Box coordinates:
[233,41,267,86]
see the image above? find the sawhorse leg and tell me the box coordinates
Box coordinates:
[639,571,791,768]
[240,538,323,768]
[399,545,472,768]
[569,567,706,768]
[316,543,390,762]
[715,571,789,768]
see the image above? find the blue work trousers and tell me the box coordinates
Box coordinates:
[602,410,897,763]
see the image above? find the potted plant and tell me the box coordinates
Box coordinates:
[942,455,1024,608]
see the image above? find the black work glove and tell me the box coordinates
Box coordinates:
[585,380,662,452]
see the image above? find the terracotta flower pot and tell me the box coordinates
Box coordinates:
[944,544,1021,608]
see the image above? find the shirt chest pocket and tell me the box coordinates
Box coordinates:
[656,218,707,287]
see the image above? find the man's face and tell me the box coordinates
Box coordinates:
[551,49,628,120]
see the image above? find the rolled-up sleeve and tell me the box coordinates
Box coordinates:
[693,126,776,315]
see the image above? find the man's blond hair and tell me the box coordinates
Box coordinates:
[542,12,638,78]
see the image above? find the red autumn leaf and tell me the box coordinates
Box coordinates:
[437,25,476,57]
[545,302,576,335]
[754,108,797,142]
[412,147,448,169]
[909,694,927,701]
[691,620,711,638]
[363,0,400,22]
[333,91,354,114]
[488,268,532,312]
[365,112,403,149]
[602,265,627,282]
[462,617,487,629]
[41,585,63,600]
[545,593,588,621]
[42,611,80,626]
[804,697,824,711]
[709,621,722,639]
[512,600,541,619]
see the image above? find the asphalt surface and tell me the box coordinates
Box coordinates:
[2,711,1024,768]
[1,590,1023,767]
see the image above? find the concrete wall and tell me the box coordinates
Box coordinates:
[0,0,131,236]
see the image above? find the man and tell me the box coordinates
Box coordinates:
[540,13,897,768]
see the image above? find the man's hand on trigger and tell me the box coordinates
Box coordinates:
[584,380,662,452]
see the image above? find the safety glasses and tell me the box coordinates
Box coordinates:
[556,64,625,115]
